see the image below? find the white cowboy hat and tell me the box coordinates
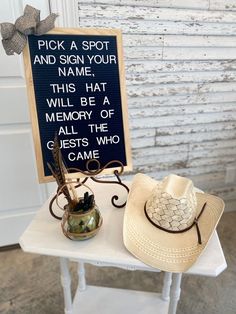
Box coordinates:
[123,173,224,272]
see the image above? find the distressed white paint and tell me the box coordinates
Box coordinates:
[154,130,236,146]
[128,92,236,108]
[81,0,210,9]
[79,5,236,23]
[77,1,236,210]
[130,103,236,116]
[209,0,236,11]
[127,71,236,85]
[79,18,236,36]
[126,60,236,74]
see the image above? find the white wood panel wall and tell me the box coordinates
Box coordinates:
[77,0,236,211]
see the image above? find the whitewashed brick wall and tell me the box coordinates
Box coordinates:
[77,0,236,211]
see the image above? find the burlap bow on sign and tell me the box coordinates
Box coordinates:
[0,5,58,55]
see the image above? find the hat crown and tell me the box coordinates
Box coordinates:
[146,174,197,231]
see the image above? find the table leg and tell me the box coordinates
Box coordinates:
[60,257,73,314]
[162,272,173,301]
[168,273,182,314]
[78,261,86,291]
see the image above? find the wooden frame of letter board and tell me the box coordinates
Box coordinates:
[23,28,132,183]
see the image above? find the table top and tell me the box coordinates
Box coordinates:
[20,179,227,277]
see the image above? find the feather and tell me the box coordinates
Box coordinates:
[48,134,74,205]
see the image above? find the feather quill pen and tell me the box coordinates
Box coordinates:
[47,134,78,207]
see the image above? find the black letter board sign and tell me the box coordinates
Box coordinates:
[23,28,132,183]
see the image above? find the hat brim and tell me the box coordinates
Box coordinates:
[123,173,224,272]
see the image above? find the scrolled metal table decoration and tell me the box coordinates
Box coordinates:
[48,136,130,220]
[68,159,130,208]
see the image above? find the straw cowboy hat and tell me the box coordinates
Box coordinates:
[123,173,224,272]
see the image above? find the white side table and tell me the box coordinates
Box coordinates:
[19,181,227,314]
